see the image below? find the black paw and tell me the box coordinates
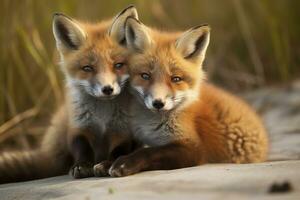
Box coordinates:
[69,163,94,179]
[109,156,141,177]
[93,160,112,177]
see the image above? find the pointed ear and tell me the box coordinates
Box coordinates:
[125,17,152,52]
[175,25,210,65]
[52,13,86,52]
[109,5,139,44]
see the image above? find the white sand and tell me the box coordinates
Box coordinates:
[0,161,299,200]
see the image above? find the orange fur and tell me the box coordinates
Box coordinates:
[63,20,130,82]
[181,83,268,163]
[127,22,268,165]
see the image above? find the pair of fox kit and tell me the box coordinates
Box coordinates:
[0,6,268,183]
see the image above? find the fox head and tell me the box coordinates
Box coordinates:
[125,18,210,112]
[52,6,138,99]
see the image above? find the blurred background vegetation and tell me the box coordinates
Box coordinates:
[0,0,299,149]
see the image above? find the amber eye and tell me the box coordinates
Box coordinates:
[140,73,151,80]
[81,65,94,72]
[171,76,182,83]
[114,62,124,70]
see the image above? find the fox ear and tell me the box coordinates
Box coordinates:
[175,25,210,65]
[52,13,86,52]
[109,5,139,44]
[125,17,151,51]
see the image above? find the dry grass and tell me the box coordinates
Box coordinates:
[0,0,299,145]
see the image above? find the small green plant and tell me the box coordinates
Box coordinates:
[108,187,115,194]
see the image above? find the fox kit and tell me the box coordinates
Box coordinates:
[0,6,138,183]
[109,18,269,177]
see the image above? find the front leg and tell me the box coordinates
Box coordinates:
[93,134,137,177]
[109,141,202,177]
[91,139,111,177]
[69,133,94,179]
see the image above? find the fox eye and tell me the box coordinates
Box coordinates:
[171,76,182,83]
[81,65,94,72]
[140,73,151,80]
[114,62,124,70]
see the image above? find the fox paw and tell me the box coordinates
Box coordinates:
[93,160,112,177]
[109,156,141,177]
[70,163,94,179]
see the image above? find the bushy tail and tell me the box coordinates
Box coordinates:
[0,106,73,184]
[0,148,71,184]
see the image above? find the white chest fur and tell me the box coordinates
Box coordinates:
[69,87,130,134]
[130,101,184,146]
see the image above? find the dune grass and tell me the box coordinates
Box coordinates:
[0,0,299,132]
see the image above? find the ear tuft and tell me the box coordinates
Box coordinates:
[125,17,151,51]
[52,13,86,52]
[175,24,210,64]
[109,5,139,44]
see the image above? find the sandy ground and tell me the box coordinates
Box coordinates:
[0,81,300,200]
[0,161,299,200]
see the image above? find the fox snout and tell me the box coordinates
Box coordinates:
[145,83,176,111]
[152,99,165,110]
[102,85,114,96]
[145,97,165,111]
[133,83,192,112]
[90,81,121,98]
[69,76,122,99]
[145,95,175,111]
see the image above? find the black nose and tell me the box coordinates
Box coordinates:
[152,100,165,110]
[102,86,113,95]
